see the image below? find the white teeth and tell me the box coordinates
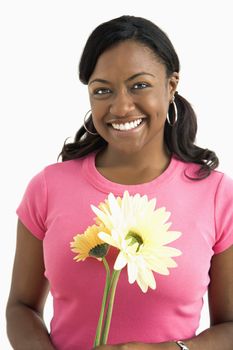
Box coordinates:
[111,118,143,131]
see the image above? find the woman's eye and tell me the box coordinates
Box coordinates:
[133,82,149,90]
[94,88,111,95]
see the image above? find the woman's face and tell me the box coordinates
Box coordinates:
[88,40,178,156]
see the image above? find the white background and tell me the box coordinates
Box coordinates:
[1,1,232,348]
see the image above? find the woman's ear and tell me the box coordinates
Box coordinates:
[168,72,179,99]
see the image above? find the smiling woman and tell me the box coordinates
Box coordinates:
[61,16,219,181]
[6,15,233,350]
[87,40,178,164]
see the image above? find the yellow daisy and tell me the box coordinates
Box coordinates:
[70,224,109,261]
[91,191,182,292]
[94,197,122,226]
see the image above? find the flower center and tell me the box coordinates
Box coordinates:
[126,231,143,252]
[89,243,109,258]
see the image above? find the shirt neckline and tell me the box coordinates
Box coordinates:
[82,150,179,195]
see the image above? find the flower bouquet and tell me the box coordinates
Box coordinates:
[70,191,181,347]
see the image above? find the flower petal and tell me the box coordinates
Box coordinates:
[140,267,156,290]
[158,230,182,245]
[136,267,156,293]
[98,232,119,249]
[127,260,138,284]
[114,251,128,270]
[91,205,112,228]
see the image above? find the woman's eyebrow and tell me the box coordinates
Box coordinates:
[126,72,155,81]
[89,72,155,86]
[89,78,110,86]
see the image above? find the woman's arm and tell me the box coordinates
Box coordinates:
[94,245,233,350]
[6,220,55,350]
[185,244,233,349]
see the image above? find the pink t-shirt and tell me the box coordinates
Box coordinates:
[16,151,233,350]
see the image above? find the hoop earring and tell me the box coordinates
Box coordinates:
[83,110,98,135]
[166,96,178,126]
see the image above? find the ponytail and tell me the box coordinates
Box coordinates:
[164,93,219,180]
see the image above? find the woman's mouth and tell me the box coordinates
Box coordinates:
[107,117,147,135]
[111,118,143,131]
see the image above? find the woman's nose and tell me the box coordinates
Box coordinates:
[109,90,135,117]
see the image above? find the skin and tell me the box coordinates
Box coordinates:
[6,40,233,350]
[6,220,55,350]
[88,40,179,185]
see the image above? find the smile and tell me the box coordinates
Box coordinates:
[111,118,143,131]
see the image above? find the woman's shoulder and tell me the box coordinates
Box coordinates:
[23,155,92,190]
[45,158,82,172]
[43,154,91,176]
[178,157,233,186]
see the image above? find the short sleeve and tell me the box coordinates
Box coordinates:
[214,173,233,254]
[16,170,47,240]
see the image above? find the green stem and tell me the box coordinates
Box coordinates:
[94,257,111,347]
[100,269,121,344]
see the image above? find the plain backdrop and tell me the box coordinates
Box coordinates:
[1,1,232,348]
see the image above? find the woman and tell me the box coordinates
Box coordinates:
[6,15,233,350]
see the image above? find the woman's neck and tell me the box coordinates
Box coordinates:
[96,144,171,172]
[95,144,171,185]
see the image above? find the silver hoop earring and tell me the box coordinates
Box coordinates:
[166,97,178,126]
[83,110,98,135]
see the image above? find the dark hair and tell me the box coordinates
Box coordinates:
[58,15,219,180]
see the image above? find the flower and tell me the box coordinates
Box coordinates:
[71,191,182,345]
[91,191,182,292]
[71,223,112,347]
[70,224,109,261]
